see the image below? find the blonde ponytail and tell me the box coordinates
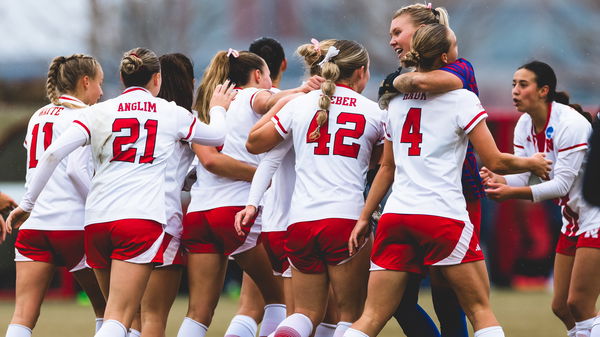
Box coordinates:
[296,39,337,77]
[194,51,230,123]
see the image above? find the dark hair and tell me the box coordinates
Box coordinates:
[519,60,592,122]
[158,53,194,112]
[249,37,285,81]
[120,47,161,88]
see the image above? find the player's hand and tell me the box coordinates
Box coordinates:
[209,80,238,110]
[2,207,29,243]
[0,192,17,211]
[479,167,506,186]
[348,218,370,256]
[484,182,513,202]
[299,75,325,93]
[529,153,552,180]
[234,205,257,236]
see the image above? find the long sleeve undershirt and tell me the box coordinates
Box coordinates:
[247,137,293,207]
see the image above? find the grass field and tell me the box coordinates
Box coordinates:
[0,289,570,337]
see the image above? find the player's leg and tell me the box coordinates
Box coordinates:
[8,261,55,332]
[551,253,576,334]
[393,273,440,337]
[345,270,410,337]
[140,265,183,337]
[439,261,504,336]
[430,267,468,337]
[235,243,284,305]
[567,246,600,336]
[315,286,339,337]
[72,268,107,329]
[224,273,264,337]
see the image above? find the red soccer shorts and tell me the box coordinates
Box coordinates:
[182,206,260,256]
[555,233,578,256]
[577,229,600,250]
[466,199,481,239]
[285,218,357,274]
[14,229,86,272]
[156,233,185,267]
[85,219,165,269]
[263,231,289,275]
[370,213,484,274]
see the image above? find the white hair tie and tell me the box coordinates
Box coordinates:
[318,46,340,67]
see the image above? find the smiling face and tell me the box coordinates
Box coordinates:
[512,68,548,112]
[389,14,420,60]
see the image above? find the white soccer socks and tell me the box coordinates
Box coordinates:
[590,316,600,337]
[274,313,313,337]
[5,324,32,337]
[333,322,352,337]
[95,318,104,333]
[576,318,596,337]
[177,317,208,337]
[314,323,337,337]
[474,326,505,337]
[342,327,369,337]
[259,304,287,337]
[128,328,141,337]
[94,319,128,337]
[225,315,258,337]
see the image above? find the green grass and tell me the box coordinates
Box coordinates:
[0,289,570,336]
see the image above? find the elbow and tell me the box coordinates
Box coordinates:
[246,142,261,155]
[198,155,219,173]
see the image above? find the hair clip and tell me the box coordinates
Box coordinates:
[227,48,240,58]
[426,3,432,9]
[129,53,140,59]
[317,46,340,67]
[311,38,321,53]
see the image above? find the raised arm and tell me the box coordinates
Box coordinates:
[251,76,323,115]
[393,69,463,94]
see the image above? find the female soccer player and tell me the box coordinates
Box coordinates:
[177,49,320,337]
[380,4,484,336]
[6,47,233,337]
[135,53,197,337]
[245,39,384,337]
[480,61,599,337]
[343,24,551,337]
[1,54,106,337]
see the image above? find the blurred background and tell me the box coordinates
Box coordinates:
[0,0,599,296]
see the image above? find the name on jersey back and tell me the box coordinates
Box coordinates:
[117,101,157,113]
[38,106,64,116]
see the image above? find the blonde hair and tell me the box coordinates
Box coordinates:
[194,50,266,123]
[296,39,337,76]
[401,23,451,71]
[46,54,100,108]
[120,48,160,88]
[393,3,449,27]
[309,40,369,141]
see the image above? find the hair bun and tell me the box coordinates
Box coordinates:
[122,54,144,75]
[401,50,421,68]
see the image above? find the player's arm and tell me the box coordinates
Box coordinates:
[235,139,293,235]
[193,145,256,182]
[187,82,237,146]
[393,69,463,93]
[349,140,395,255]
[66,147,92,199]
[5,125,88,236]
[250,93,303,134]
[251,76,324,115]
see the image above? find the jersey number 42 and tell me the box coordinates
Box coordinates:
[306,111,366,159]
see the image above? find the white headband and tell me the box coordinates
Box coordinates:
[317,46,340,67]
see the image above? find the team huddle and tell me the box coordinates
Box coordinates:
[2,3,600,337]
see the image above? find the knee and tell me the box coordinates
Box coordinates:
[566,295,591,320]
[186,306,215,326]
[551,300,572,321]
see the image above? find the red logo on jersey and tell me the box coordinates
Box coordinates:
[545,138,554,151]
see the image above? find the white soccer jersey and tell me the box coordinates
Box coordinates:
[74,87,203,225]
[164,138,195,238]
[21,96,93,231]
[272,85,385,224]
[509,101,598,235]
[383,90,487,222]
[188,87,266,212]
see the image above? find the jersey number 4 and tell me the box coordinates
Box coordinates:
[28,122,54,168]
[401,108,423,156]
[111,118,158,164]
[306,112,366,159]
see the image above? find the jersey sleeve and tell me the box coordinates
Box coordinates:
[180,106,227,146]
[456,92,487,134]
[530,149,585,202]
[19,125,89,212]
[72,110,92,145]
[382,110,393,142]
[440,59,479,95]
[554,116,591,156]
[66,146,93,199]
[271,100,294,139]
[246,138,293,207]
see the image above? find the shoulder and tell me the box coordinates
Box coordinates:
[553,102,591,132]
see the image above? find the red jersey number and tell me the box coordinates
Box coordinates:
[306,111,366,159]
[400,108,423,156]
[111,118,158,163]
[28,122,54,168]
